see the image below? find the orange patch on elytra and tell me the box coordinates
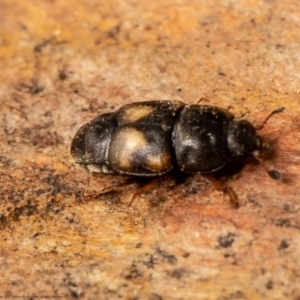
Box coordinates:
[118,105,155,125]
[146,152,171,171]
[109,127,148,170]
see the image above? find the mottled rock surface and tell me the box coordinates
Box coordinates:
[0,0,299,299]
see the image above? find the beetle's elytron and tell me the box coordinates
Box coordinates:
[71,100,284,181]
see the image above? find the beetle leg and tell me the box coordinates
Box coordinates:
[227,105,233,112]
[128,179,157,206]
[205,175,239,208]
[128,175,176,207]
[83,177,136,202]
[196,97,209,104]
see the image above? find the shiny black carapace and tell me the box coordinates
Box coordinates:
[71,101,284,180]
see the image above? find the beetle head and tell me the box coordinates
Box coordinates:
[227,119,262,159]
[227,107,285,180]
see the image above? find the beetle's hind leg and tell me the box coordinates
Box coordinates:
[83,176,172,207]
[205,175,239,208]
[128,178,158,206]
[128,174,178,207]
[83,177,137,203]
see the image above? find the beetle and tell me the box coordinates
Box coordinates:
[71,100,284,204]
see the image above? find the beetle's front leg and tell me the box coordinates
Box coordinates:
[204,174,239,208]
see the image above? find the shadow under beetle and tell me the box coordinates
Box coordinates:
[71,100,284,204]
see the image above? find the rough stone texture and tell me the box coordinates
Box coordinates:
[0,0,299,299]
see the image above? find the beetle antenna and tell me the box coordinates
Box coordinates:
[255,106,285,130]
[252,151,281,180]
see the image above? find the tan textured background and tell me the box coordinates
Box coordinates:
[0,0,299,299]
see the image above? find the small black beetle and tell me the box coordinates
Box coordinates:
[71,101,284,181]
